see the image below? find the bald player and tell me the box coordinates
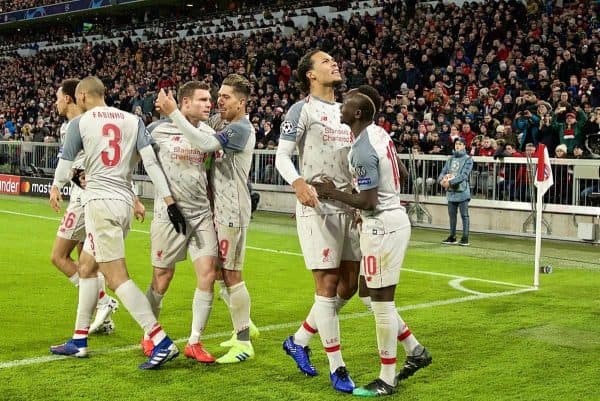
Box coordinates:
[49,76,185,370]
[50,78,119,334]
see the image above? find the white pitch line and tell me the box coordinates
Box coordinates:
[0,208,536,370]
[448,278,485,295]
[0,285,535,370]
[0,209,62,221]
[242,246,534,290]
[1,209,531,288]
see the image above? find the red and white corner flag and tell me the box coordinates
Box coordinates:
[534,143,554,196]
[533,143,553,288]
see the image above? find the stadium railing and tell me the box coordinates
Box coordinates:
[244,150,599,242]
[2,141,598,213]
[246,150,600,212]
[0,141,58,176]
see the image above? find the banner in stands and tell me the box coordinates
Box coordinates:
[19,177,71,199]
[0,174,20,195]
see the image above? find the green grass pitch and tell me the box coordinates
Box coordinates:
[0,195,598,401]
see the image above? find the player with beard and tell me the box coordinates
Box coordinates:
[274,50,360,393]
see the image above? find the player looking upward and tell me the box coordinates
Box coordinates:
[275,49,360,393]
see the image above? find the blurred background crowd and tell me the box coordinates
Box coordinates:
[0,0,598,162]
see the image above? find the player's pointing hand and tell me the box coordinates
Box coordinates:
[155,89,178,116]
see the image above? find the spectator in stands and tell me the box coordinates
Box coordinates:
[582,107,600,156]
[460,123,476,150]
[3,117,15,138]
[538,113,560,156]
[277,59,292,85]
[549,144,571,204]
[513,110,540,151]
[256,120,276,149]
[554,110,587,153]
[31,118,49,142]
[514,143,537,202]
[0,0,598,209]
[558,50,580,85]
[438,138,473,246]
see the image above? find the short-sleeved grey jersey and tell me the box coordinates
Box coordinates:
[207,113,228,132]
[59,121,85,170]
[349,124,407,231]
[211,116,255,228]
[61,106,151,206]
[148,119,212,221]
[279,95,354,216]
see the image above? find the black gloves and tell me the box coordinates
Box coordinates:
[167,203,186,235]
[71,169,85,188]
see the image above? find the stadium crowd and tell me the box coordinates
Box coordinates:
[0,0,599,162]
[0,0,63,14]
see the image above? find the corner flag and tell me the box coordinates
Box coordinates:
[534,143,553,196]
[533,143,553,288]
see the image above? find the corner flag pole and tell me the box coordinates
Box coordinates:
[533,144,553,288]
[533,185,543,288]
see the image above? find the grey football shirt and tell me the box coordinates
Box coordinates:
[279,95,354,216]
[147,119,211,221]
[211,116,255,228]
[62,106,150,206]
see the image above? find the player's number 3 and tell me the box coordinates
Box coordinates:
[101,123,122,167]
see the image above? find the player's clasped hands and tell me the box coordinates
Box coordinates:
[292,178,319,208]
[312,179,336,200]
[155,89,178,116]
[441,174,455,189]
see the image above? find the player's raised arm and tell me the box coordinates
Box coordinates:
[155,89,222,152]
[135,118,186,234]
[50,116,84,212]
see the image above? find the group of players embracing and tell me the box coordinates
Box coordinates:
[47,49,431,397]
